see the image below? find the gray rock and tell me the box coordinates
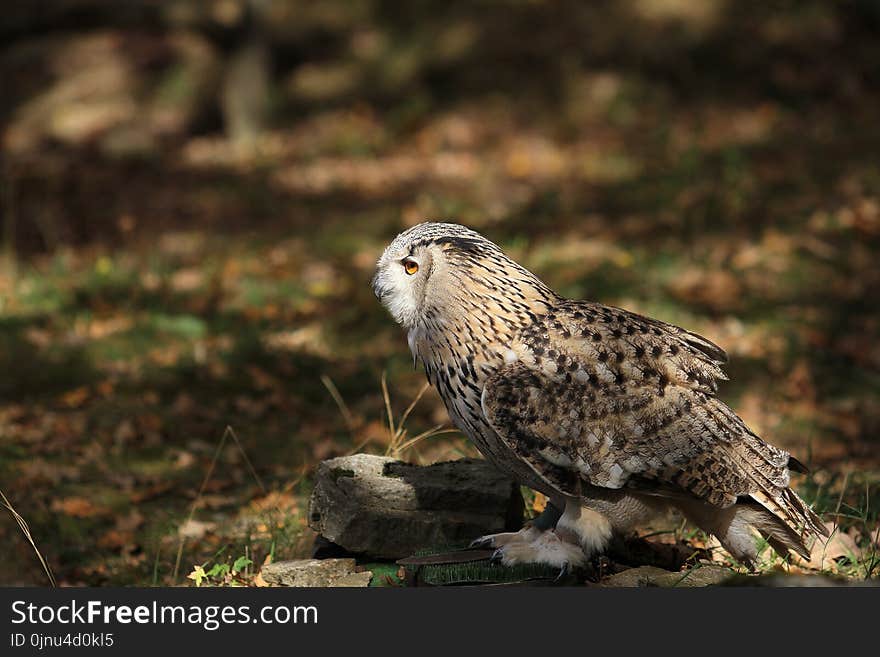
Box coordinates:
[260,559,372,587]
[308,454,524,560]
[600,565,734,587]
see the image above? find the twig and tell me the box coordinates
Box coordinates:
[381,371,396,441]
[172,428,229,582]
[398,382,431,432]
[172,426,268,583]
[393,426,458,455]
[225,426,266,494]
[1,488,56,587]
[320,375,356,434]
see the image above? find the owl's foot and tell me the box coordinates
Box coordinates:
[476,527,586,570]
[468,500,564,551]
[469,524,542,550]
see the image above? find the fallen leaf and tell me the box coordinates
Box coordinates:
[187,565,207,587]
[203,479,234,493]
[172,393,196,415]
[116,509,145,532]
[174,450,196,470]
[131,482,174,503]
[59,387,90,409]
[170,267,204,292]
[114,419,137,444]
[51,496,109,518]
[247,366,278,390]
[668,268,743,312]
[194,494,235,510]
[87,316,134,339]
[97,529,135,550]
[178,519,216,540]
[800,522,862,571]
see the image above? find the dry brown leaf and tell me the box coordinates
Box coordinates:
[263,324,332,358]
[114,419,137,444]
[24,327,53,349]
[116,510,145,532]
[799,522,862,571]
[178,519,216,540]
[358,420,390,446]
[172,393,196,415]
[51,496,109,518]
[59,387,90,409]
[668,268,743,312]
[249,491,298,514]
[170,267,204,292]
[174,450,196,470]
[203,479,233,493]
[86,316,134,339]
[312,438,342,461]
[195,494,235,510]
[97,529,135,550]
[247,366,278,390]
[130,482,174,503]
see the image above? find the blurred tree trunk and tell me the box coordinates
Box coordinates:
[220,0,272,148]
[1,158,17,284]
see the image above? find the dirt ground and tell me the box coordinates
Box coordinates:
[0,1,877,585]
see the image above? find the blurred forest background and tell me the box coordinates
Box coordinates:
[1,0,878,586]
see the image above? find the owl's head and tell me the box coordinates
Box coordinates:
[372,222,492,329]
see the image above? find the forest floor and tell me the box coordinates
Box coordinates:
[0,1,878,585]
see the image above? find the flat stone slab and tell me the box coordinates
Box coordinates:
[260,559,372,587]
[600,565,734,587]
[308,454,523,560]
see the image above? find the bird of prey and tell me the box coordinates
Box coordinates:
[372,222,828,570]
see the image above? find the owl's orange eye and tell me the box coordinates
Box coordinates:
[403,259,419,275]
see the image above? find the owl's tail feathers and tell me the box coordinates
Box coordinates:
[745,488,829,560]
[678,489,828,568]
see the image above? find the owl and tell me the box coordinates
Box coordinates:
[372,222,827,570]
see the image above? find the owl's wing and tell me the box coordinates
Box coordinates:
[481,303,797,505]
[481,301,828,556]
[481,362,780,507]
[481,301,827,545]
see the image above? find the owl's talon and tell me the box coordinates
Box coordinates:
[555,561,570,581]
[490,548,504,565]
[469,536,494,549]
